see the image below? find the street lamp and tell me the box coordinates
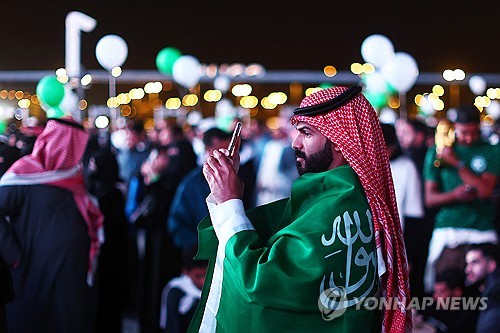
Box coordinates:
[65,12,96,84]
[443,68,465,108]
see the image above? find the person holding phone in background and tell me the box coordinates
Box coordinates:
[423,105,500,293]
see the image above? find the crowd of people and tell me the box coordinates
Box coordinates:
[0,86,499,333]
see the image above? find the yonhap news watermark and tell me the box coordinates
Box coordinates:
[356,295,488,311]
[318,287,488,320]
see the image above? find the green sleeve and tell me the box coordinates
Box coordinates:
[422,145,439,183]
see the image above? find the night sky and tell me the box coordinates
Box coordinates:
[0,1,499,108]
[1,1,499,73]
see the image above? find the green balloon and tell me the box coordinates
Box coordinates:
[319,82,334,89]
[156,47,182,75]
[46,106,65,119]
[0,121,5,134]
[216,115,234,132]
[36,76,65,108]
[386,82,398,95]
[363,91,387,110]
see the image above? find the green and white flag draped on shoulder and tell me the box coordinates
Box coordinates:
[188,165,381,333]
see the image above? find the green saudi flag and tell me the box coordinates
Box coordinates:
[189,165,380,333]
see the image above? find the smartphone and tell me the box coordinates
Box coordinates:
[228,122,243,157]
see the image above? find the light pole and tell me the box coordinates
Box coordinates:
[64,11,96,123]
[65,11,96,101]
[443,68,465,108]
[108,67,123,126]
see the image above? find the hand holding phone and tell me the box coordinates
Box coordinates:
[203,121,245,203]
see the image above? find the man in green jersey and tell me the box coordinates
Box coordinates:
[423,105,500,293]
[192,86,411,332]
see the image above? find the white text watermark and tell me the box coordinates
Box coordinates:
[318,287,488,320]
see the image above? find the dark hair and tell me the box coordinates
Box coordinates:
[126,119,145,134]
[181,245,208,270]
[407,119,428,134]
[90,149,121,183]
[202,127,231,147]
[435,268,465,290]
[380,122,402,159]
[455,105,480,124]
[170,124,184,138]
[466,243,500,263]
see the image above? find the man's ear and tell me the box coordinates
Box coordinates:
[332,142,348,168]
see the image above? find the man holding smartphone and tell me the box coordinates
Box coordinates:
[190,86,411,333]
[423,105,500,293]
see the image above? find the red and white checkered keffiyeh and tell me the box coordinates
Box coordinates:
[291,87,411,333]
[0,118,104,286]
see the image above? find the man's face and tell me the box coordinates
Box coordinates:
[158,127,174,146]
[291,121,336,176]
[396,120,414,150]
[125,130,141,149]
[454,123,481,146]
[185,266,207,290]
[465,250,495,286]
[432,281,462,300]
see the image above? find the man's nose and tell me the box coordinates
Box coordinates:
[291,135,301,150]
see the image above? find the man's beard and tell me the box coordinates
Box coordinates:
[466,274,488,289]
[295,140,333,176]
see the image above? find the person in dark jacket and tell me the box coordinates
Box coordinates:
[0,117,104,332]
[159,246,207,333]
[86,147,129,333]
[128,125,198,332]
[0,256,14,332]
[417,268,479,333]
[0,140,21,178]
[465,242,500,333]
[168,127,257,251]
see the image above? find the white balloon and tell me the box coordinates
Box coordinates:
[172,55,202,89]
[420,98,436,117]
[379,107,398,124]
[95,34,128,71]
[381,52,419,94]
[364,72,387,93]
[213,75,231,92]
[468,75,487,95]
[361,34,395,68]
[487,100,500,120]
